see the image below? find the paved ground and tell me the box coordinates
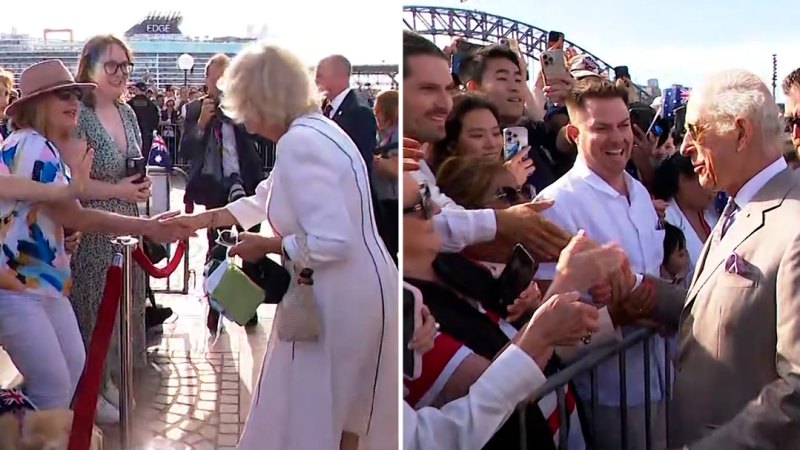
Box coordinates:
[98,175,276,450]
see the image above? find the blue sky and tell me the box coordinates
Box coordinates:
[404,0,800,102]
[6,0,399,65]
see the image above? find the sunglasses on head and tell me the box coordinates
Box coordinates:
[103,61,134,76]
[403,183,433,219]
[495,186,532,203]
[54,87,83,101]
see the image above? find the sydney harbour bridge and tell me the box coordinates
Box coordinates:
[403,5,652,102]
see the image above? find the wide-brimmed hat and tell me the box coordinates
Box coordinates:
[5,60,96,117]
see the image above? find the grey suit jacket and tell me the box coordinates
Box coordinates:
[650,168,800,449]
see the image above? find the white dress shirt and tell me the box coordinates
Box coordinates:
[534,156,668,406]
[328,87,352,118]
[403,344,545,450]
[729,157,787,222]
[411,160,497,252]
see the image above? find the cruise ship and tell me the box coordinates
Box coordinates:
[0,13,257,88]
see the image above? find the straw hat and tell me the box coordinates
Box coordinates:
[5,60,96,117]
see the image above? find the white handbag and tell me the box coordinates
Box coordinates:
[276,235,321,342]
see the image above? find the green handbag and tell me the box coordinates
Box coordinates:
[205,253,264,326]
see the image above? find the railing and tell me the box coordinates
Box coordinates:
[527,327,670,450]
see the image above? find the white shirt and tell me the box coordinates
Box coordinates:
[664,202,719,281]
[534,156,668,406]
[730,157,787,220]
[403,344,545,450]
[220,123,240,177]
[328,87,352,118]
[411,160,497,252]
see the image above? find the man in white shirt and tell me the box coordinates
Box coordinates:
[534,77,669,450]
[401,30,571,260]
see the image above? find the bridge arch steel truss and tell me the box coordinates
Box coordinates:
[403,5,650,101]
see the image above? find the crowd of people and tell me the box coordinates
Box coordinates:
[402,29,800,450]
[0,26,400,450]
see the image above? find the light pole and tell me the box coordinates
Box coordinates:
[177,53,194,87]
[772,54,778,99]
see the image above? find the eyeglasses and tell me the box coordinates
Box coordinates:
[54,87,83,101]
[103,61,134,77]
[685,122,710,142]
[403,183,433,219]
[495,186,532,204]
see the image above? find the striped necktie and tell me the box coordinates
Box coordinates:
[709,196,739,253]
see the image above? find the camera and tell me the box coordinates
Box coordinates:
[125,156,147,184]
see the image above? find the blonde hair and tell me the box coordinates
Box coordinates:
[0,69,13,90]
[9,97,49,136]
[436,156,507,209]
[205,53,231,75]
[218,42,321,128]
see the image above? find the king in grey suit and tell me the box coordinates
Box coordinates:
[619,70,800,449]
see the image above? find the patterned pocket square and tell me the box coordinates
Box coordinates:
[725,252,755,277]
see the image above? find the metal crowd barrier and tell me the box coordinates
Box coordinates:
[143,166,192,295]
[111,239,137,450]
[525,327,669,450]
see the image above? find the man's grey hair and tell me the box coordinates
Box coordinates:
[699,69,783,147]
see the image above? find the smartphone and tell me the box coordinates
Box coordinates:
[614,66,631,80]
[495,244,538,314]
[125,156,147,184]
[451,40,483,82]
[403,285,424,380]
[503,127,528,160]
[541,49,570,84]
[547,31,565,50]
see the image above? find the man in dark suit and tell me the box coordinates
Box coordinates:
[315,55,377,174]
[127,81,159,160]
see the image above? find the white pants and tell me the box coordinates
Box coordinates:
[0,290,86,408]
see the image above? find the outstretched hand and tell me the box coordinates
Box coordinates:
[145,211,196,243]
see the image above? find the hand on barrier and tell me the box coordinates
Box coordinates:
[526,291,600,348]
[115,174,152,203]
[229,232,282,262]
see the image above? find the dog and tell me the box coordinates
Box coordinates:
[0,404,103,450]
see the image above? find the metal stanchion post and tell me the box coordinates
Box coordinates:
[112,236,138,450]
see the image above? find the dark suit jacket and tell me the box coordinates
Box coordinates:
[127,94,159,156]
[331,90,377,175]
[179,97,263,206]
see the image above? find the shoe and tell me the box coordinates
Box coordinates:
[145,306,174,329]
[95,396,120,424]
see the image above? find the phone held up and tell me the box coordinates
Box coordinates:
[547,31,565,50]
[503,127,529,161]
[493,244,538,317]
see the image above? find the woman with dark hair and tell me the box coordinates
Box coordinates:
[652,152,718,280]
[428,93,533,187]
[69,34,153,423]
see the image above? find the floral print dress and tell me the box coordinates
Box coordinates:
[69,102,147,389]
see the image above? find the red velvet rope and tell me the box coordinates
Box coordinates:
[69,264,122,450]
[133,240,186,278]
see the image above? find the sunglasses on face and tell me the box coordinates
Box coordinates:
[403,183,433,219]
[103,61,134,76]
[685,122,711,142]
[54,87,83,101]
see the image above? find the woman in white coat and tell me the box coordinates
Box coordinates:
[164,43,398,450]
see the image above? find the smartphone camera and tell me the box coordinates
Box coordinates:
[542,53,554,66]
[125,156,147,184]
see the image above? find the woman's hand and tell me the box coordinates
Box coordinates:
[64,230,82,255]
[503,147,535,187]
[229,232,281,262]
[631,124,657,166]
[59,137,94,197]
[554,230,627,293]
[409,305,437,355]
[506,281,541,323]
[114,175,152,203]
[526,291,600,347]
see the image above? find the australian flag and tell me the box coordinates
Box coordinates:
[148,134,172,170]
[662,84,691,121]
[0,388,36,415]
